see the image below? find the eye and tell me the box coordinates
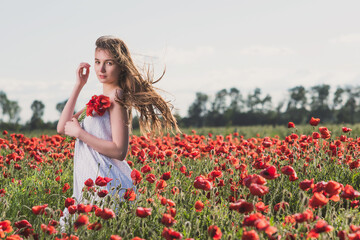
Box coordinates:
[95,60,100,64]
[106,61,113,66]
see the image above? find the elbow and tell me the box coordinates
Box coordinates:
[115,148,128,161]
[57,124,65,135]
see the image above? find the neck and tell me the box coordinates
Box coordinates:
[102,84,118,96]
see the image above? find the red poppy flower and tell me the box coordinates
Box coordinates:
[195,200,204,212]
[325,180,343,197]
[0,220,13,235]
[243,174,267,188]
[208,225,222,240]
[242,213,264,227]
[161,213,176,227]
[289,173,298,181]
[14,220,32,229]
[74,214,89,230]
[165,150,174,157]
[95,95,111,116]
[110,235,123,240]
[307,219,333,239]
[156,179,168,191]
[41,224,57,235]
[309,192,329,208]
[299,179,314,191]
[32,204,48,215]
[179,165,187,174]
[242,230,259,240]
[281,165,296,176]
[97,190,109,198]
[161,171,171,181]
[229,199,254,214]
[309,117,320,126]
[167,199,176,207]
[259,166,280,180]
[145,173,156,183]
[140,165,151,173]
[86,95,98,116]
[312,181,327,193]
[77,204,92,213]
[249,183,269,196]
[87,222,102,231]
[319,127,331,139]
[312,132,321,139]
[341,184,360,199]
[131,169,142,185]
[194,175,212,191]
[168,207,176,218]
[262,141,272,148]
[288,122,295,128]
[68,205,77,214]
[255,202,269,213]
[0,189,6,197]
[62,183,70,193]
[136,207,152,218]
[96,208,115,220]
[84,178,94,187]
[254,218,270,231]
[162,227,183,240]
[342,127,352,133]
[293,209,313,223]
[95,176,112,186]
[124,189,137,201]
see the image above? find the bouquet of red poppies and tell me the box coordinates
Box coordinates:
[85,95,111,117]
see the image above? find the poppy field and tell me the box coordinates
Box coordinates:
[1,119,360,239]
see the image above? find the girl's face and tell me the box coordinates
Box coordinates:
[94,48,122,86]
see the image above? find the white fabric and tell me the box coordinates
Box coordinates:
[72,110,133,202]
[60,109,134,229]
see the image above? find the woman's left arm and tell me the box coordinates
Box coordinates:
[64,91,129,160]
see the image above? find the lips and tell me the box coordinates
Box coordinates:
[99,75,106,79]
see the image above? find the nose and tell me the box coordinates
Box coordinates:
[100,63,106,73]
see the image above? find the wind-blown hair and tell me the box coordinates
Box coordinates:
[95,36,180,135]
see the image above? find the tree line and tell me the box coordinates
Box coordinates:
[179,84,360,127]
[1,84,360,131]
[0,91,57,131]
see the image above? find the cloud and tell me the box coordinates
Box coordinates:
[239,45,295,56]
[329,33,360,43]
[135,45,215,65]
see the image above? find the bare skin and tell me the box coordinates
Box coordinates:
[57,49,129,160]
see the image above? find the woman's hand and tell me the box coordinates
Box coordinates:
[64,118,83,138]
[76,62,91,87]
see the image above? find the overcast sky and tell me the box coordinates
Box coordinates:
[1,1,360,123]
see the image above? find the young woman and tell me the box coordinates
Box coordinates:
[57,36,179,217]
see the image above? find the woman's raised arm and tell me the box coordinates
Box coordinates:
[57,62,90,134]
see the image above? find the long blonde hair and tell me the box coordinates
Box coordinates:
[95,36,180,135]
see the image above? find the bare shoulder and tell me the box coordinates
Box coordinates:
[108,88,124,103]
[108,89,128,122]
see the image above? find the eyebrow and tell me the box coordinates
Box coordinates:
[94,58,115,61]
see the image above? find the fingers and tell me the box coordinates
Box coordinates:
[77,63,91,76]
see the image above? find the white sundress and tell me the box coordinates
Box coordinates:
[60,109,134,228]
